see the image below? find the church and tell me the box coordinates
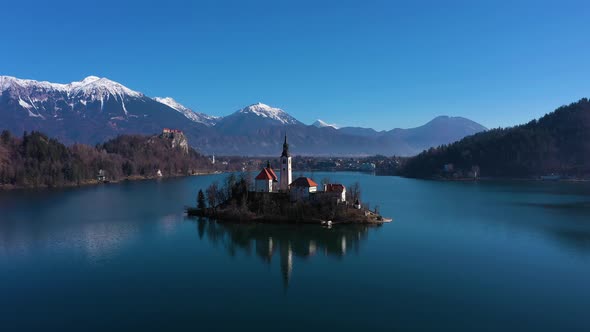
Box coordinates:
[254,135,293,193]
[253,135,347,204]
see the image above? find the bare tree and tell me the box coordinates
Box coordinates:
[206,181,219,210]
[348,181,361,203]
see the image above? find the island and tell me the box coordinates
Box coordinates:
[187,135,391,225]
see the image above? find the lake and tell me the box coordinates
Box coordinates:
[1,172,590,331]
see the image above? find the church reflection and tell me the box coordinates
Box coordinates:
[191,218,376,288]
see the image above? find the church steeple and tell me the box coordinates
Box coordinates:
[281,134,290,157]
[279,134,292,191]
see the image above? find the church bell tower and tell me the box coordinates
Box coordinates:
[279,134,292,191]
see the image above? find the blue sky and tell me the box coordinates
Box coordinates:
[2,0,589,130]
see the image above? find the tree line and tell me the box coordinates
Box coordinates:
[0,130,214,188]
[400,98,590,179]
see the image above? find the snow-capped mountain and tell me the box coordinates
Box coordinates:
[154,97,218,126]
[213,102,302,134]
[0,75,142,97]
[0,75,143,118]
[312,119,338,129]
[0,75,210,145]
[235,103,299,125]
[0,74,487,156]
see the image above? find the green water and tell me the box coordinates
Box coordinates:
[1,173,590,331]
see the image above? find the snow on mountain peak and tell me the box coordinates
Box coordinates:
[0,75,145,117]
[237,102,299,125]
[0,75,143,99]
[154,97,189,112]
[69,76,142,99]
[154,96,218,126]
[0,75,68,92]
[312,119,338,129]
[81,76,101,83]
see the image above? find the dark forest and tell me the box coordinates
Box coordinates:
[0,130,214,188]
[401,98,590,179]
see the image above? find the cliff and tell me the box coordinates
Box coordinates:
[158,129,189,154]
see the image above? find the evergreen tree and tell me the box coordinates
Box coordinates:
[197,189,206,210]
[0,130,219,188]
[401,98,590,179]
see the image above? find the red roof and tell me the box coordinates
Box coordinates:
[290,177,318,187]
[255,167,278,181]
[267,168,278,181]
[325,184,346,192]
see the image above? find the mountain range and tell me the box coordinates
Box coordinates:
[0,75,487,156]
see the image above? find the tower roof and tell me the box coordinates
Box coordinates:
[281,134,290,157]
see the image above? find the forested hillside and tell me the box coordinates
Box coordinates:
[401,98,590,179]
[0,130,213,188]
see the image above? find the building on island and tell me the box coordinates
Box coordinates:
[323,183,346,203]
[250,135,349,206]
[290,177,318,202]
[255,161,278,192]
[279,135,292,191]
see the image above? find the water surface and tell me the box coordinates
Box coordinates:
[1,173,590,331]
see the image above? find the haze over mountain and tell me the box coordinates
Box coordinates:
[0,75,487,156]
[312,119,339,129]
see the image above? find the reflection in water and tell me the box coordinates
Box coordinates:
[159,214,182,236]
[191,218,375,287]
[80,221,139,263]
[0,218,140,264]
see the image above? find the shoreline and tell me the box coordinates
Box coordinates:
[4,171,587,191]
[0,170,222,191]
[288,170,590,183]
[403,175,590,183]
[185,207,392,225]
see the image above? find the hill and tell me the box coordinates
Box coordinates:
[400,98,590,179]
[0,130,213,188]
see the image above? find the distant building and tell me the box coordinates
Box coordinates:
[468,165,480,179]
[156,169,163,177]
[360,162,376,172]
[97,169,106,182]
[323,183,346,202]
[255,161,278,192]
[162,128,183,134]
[290,177,318,201]
[443,163,454,172]
[279,135,292,191]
